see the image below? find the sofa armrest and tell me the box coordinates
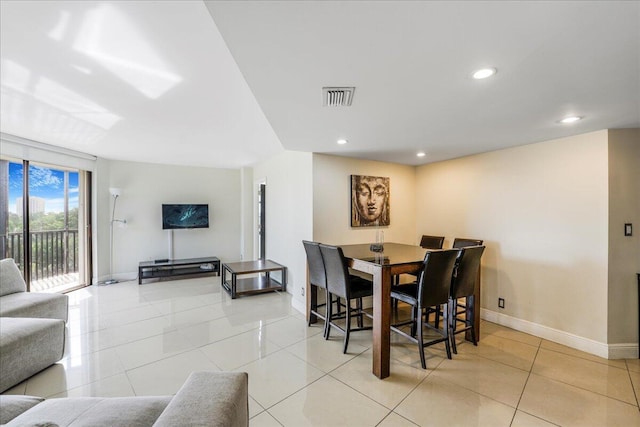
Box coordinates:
[153,371,248,427]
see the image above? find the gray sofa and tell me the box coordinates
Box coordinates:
[0,258,69,393]
[0,371,249,427]
[0,258,68,322]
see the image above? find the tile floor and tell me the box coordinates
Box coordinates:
[4,276,640,426]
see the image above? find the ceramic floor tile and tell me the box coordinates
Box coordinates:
[249,396,265,419]
[389,336,448,370]
[113,330,197,370]
[161,304,228,328]
[250,411,283,426]
[540,339,627,369]
[49,373,135,398]
[395,373,516,427]
[455,333,539,371]
[200,328,282,371]
[98,304,165,329]
[519,373,640,427]
[126,349,220,395]
[431,352,529,407]
[263,316,323,348]
[268,375,390,426]
[239,349,324,409]
[176,315,261,347]
[284,332,367,373]
[24,348,126,397]
[511,410,559,427]
[64,316,177,358]
[376,412,420,427]
[629,368,640,405]
[480,320,542,347]
[626,358,640,373]
[531,348,636,404]
[330,349,430,409]
[147,292,222,315]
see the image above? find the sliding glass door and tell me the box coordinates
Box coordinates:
[0,157,91,293]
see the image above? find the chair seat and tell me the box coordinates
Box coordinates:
[349,277,374,299]
[390,283,418,306]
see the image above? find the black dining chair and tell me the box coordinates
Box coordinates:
[391,234,446,311]
[390,249,460,369]
[449,245,485,354]
[319,244,374,354]
[302,240,330,336]
[420,235,445,249]
[452,238,483,248]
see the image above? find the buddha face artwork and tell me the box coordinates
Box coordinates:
[351,175,390,227]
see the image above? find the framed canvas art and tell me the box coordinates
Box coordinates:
[351,175,390,227]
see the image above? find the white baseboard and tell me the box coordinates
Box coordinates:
[481,308,638,360]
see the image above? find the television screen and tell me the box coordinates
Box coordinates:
[162,204,209,229]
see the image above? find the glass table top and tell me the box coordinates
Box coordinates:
[339,242,430,266]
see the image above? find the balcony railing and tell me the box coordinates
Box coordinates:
[3,230,79,281]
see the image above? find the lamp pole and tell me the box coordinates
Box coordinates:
[105,188,125,285]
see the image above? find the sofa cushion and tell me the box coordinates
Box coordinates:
[5,396,172,427]
[0,258,27,297]
[0,317,66,393]
[153,371,249,427]
[0,292,69,322]
[0,395,45,424]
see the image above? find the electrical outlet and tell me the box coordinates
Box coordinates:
[498,298,505,309]
[301,287,305,297]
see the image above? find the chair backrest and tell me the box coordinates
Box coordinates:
[0,258,27,297]
[451,246,485,299]
[318,244,350,299]
[452,238,483,248]
[419,235,445,249]
[416,249,460,309]
[302,240,327,289]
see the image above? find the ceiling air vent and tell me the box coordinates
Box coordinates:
[322,87,355,107]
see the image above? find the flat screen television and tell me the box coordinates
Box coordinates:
[162,204,209,229]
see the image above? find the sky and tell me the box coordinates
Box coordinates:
[8,162,79,214]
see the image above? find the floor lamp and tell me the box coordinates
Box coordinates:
[104,187,126,285]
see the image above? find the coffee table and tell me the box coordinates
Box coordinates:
[221,259,287,299]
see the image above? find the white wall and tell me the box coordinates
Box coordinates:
[252,150,313,313]
[96,159,241,281]
[416,131,610,350]
[312,154,417,245]
[608,129,640,349]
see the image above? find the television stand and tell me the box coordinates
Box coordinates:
[138,256,220,284]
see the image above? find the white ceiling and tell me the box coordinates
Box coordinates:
[1,1,638,168]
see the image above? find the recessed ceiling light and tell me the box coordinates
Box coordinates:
[472,67,497,79]
[416,152,426,157]
[337,139,348,145]
[559,116,583,124]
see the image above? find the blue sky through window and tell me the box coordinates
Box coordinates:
[8,162,79,214]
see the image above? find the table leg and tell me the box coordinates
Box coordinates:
[231,273,237,299]
[372,266,392,379]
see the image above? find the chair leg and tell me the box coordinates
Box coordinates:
[468,295,477,346]
[417,310,426,369]
[433,304,440,328]
[325,293,333,340]
[343,298,351,354]
[356,298,363,328]
[449,299,458,355]
[443,303,452,360]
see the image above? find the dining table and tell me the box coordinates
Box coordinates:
[307,242,481,379]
